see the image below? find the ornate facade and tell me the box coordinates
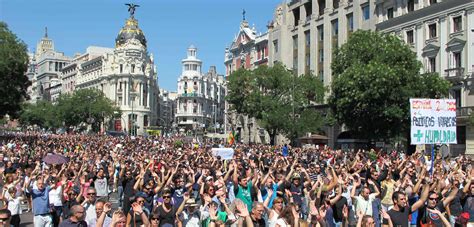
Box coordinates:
[176,46,225,133]
[74,14,159,136]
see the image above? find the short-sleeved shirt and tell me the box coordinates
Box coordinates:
[387,206,411,227]
[417,202,446,227]
[354,194,376,216]
[31,185,51,215]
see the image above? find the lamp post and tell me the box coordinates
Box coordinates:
[248,120,253,144]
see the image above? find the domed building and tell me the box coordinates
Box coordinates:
[75,9,159,136]
[175,46,226,134]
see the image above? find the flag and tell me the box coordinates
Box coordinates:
[228,130,235,145]
[429,146,435,177]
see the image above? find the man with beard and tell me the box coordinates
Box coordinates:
[386,184,429,227]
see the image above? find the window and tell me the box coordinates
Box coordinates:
[407,0,415,12]
[319,49,324,62]
[387,8,394,19]
[428,23,437,39]
[273,40,279,53]
[347,14,354,32]
[120,64,123,73]
[293,8,300,26]
[318,0,326,15]
[305,30,310,46]
[304,2,312,18]
[453,16,462,32]
[428,57,436,72]
[333,0,340,9]
[362,5,370,20]
[453,52,461,68]
[144,115,148,127]
[332,19,339,37]
[293,35,298,49]
[406,30,414,44]
[293,35,298,72]
[429,0,437,5]
[318,25,324,41]
[131,64,135,73]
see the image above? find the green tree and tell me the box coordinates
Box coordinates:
[0,22,31,118]
[329,30,451,140]
[226,63,326,145]
[19,101,59,129]
[56,89,118,131]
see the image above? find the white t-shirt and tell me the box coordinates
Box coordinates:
[48,185,63,207]
[354,194,376,216]
[5,193,22,215]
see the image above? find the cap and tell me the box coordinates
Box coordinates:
[291,173,301,179]
[185,198,199,207]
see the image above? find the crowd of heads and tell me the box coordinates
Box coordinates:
[0,132,473,227]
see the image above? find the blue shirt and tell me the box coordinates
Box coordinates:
[282,146,288,157]
[261,184,278,208]
[31,186,51,215]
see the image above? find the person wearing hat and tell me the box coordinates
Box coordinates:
[178,198,202,226]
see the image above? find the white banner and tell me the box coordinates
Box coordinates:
[211,148,235,160]
[410,99,457,144]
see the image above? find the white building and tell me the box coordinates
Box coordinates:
[376,0,474,156]
[158,88,177,132]
[176,46,226,133]
[28,28,71,102]
[74,13,159,136]
[61,47,113,95]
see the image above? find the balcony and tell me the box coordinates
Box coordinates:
[456,106,473,117]
[444,67,464,82]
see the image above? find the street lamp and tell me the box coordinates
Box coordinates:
[248,120,253,144]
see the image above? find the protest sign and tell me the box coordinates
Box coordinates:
[410,99,457,144]
[211,148,235,160]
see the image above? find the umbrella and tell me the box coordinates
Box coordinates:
[42,153,69,165]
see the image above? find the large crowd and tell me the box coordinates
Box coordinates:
[0,132,472,227]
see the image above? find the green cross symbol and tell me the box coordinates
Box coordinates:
[413,130,423,142]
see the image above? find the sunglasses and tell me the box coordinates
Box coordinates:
[68,193,77,196]
[163,195,171,199]
[151,218,159,221]
[429,197,438,201]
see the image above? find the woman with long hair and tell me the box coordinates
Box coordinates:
[275,203,299,227]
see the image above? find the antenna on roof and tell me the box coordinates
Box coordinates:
[242,9,246,21]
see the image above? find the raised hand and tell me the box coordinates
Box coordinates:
[104,202,112,213]
[235,200,249,217]
[342,205,348,219]
[132,202,143,214]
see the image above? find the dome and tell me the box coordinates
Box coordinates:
[115,18,147,48]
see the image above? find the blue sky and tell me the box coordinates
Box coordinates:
[0,0,283,91]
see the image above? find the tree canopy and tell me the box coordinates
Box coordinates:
[226,63,326,145]
[20,89,119,132]
[329,30,451,140]
[0,22,31,118]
